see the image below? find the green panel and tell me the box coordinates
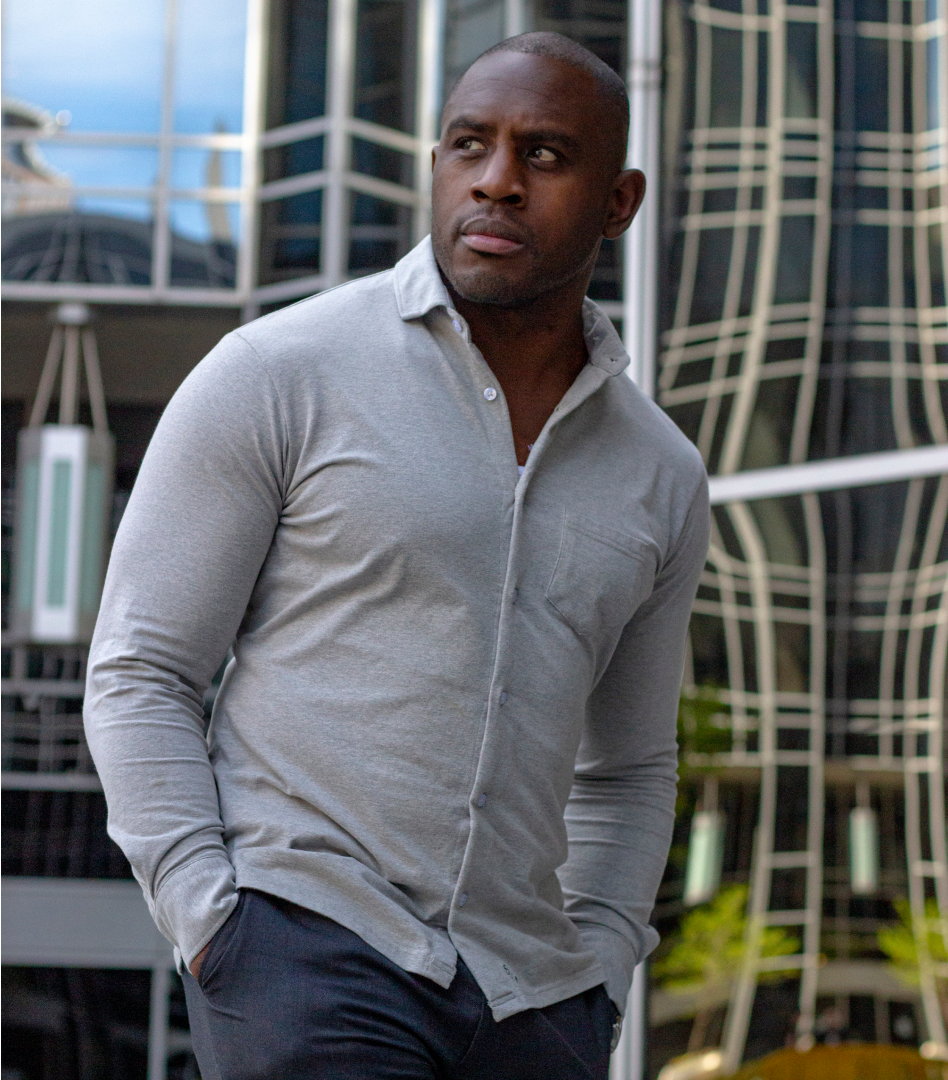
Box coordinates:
[15,459,40,612]
[80,462,106,613]
[46,459,73,608]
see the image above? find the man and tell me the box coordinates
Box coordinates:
[85,32,708,1080]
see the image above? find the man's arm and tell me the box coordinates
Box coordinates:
[84,331,286,970]
[559,475,710,1012]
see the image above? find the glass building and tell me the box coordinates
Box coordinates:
[658,0,948,1064]
[1,0,946,1076]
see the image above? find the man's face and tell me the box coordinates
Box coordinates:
[431,51,640,308]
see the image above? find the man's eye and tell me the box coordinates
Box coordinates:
[528,147,557,162]
[458,137,487,151]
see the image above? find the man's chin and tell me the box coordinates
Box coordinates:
[446,266,544,308]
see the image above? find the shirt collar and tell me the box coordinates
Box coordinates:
[392,236,631,376]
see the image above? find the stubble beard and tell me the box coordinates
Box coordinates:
[431,221,601,310]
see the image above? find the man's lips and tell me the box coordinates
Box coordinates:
[461,232,524,255]
[459,222,526,255]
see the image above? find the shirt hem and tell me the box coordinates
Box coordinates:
[486,961,609,1022]
[235,867,458,987]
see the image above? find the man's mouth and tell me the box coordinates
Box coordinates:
[459,220,526,256]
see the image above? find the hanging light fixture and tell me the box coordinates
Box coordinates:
[11,303,114,645]
[849,782,879,895]
[684,777,726,906]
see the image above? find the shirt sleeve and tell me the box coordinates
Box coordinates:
[559,470,710,1013]
[83,330,286,967]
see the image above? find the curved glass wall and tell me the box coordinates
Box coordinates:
[661,0,948,1057]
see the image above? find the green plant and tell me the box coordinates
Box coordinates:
[878,898,948,1025]
[654,884,799,1052]
[677,687,733,758]
[675,687,732,816]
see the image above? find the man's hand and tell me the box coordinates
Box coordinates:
[189,944,210,980]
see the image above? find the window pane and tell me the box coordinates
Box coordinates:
[839,377,898,455]
[689,613,731,688]
[3,967,150,1078]
[168,200,239,287]
[749,496,808,565]
[348,192,412,275]
[351,138,414,186]
[742,377,800,468]
[925,36,941,131]
[174,0,247,133]
[269,0,330,126]
[710,27,743,127]
[259,190,324,282]
[172,149,242,190]
[264,137,326,182]
[690,228,734,324]
[32,145,159,190]
[850,224,889,306]
[355,0,417,133]
[774,216,814,304]
[785,23,818,118]
[854,37,888,131]
[929,224,946,308]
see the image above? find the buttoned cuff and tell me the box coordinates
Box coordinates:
[152,854,239,967]
[575,922,657,1015]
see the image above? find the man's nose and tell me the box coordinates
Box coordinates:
[471,145,524,205]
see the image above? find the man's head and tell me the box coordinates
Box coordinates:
[431,32,645,308]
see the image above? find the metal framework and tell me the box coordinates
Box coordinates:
[1,0,444,318]
[662,0,948,1062]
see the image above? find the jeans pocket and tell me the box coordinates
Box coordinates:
[198,889,247,991]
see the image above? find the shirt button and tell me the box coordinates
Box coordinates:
[499,691,507,705]
[484,387,498,401]
[477,794,487,807]
[458,893,468,907]
[452,319,462,334]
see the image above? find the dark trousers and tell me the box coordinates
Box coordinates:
[183,889,615,1079]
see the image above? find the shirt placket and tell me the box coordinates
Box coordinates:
[438,305,620,1006]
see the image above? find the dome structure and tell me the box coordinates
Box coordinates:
[2,211,237,289]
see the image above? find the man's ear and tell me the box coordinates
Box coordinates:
[431,145,438,173]
[603,169,646,240]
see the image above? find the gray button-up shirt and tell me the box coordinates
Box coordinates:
[84,237,709,1019]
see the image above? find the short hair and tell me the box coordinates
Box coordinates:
[454,32,630,167]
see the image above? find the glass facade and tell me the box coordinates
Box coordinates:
[1,0,251,301]
[660,0,948,1061]
[2,0,946,1076]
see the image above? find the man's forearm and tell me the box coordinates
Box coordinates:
[83,330,284,962]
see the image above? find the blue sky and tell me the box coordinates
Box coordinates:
[3,0,246,133]
[3,0,247,238]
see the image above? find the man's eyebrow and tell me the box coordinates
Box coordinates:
[444,116,494,136]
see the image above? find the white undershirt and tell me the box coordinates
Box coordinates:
[518,443,534,476]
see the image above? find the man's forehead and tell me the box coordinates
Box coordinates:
[444,52,603,128]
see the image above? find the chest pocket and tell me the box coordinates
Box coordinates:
[545,515,658,654]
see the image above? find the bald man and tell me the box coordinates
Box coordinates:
[85,32,709,1080]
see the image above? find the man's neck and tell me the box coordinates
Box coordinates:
[446,281,591,465]
[449,283,588,393]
